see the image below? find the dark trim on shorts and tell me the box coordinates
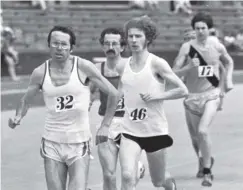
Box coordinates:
[122,133,173,153]
[113,134,122,146]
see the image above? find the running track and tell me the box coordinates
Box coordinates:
[1,73,243,190]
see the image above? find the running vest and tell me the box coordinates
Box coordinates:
[98,62,125,117]
[42,56,91,143]
[121,53,168,137]
[185,38,221,93]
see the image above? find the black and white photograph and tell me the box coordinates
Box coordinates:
[1,0,243,190]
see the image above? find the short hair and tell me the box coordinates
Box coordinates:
[47,26,76,48]
[99,27,126,46]
[191,12,214,29]
[124,15,158,46]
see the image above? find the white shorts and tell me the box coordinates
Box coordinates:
[40,138,91,166]
[96,116,123,140]
[184,88,221,116]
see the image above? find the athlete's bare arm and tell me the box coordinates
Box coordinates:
[218,62,226,94]
[77,58,119,99]
[8,64,45,128]
[88,63,102,111]
[95,60,125,145]
[218,43,234,92]
[173,42,193,76]
[141,57,188,102]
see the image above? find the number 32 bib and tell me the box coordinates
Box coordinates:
[55,95,74,112]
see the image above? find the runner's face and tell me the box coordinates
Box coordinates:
[195,22,209,40]
[127,28,147,52]
[49,31,72,62]
[194,22,209,41]
[102,34,124,58]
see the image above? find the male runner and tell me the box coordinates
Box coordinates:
[90,27,145,190]
[8,26,119,190]
[173,12,234,186]
[97,15,188,190]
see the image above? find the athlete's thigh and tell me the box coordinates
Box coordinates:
[119,134,142,176]
[4,54,15,66]
[98,139,119,174]
[68,155,90,190]
[199,98,220,131]
[185,109,201,134]
[146,148,168,183]
[44,157,67,190]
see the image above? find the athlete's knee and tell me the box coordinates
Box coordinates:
[103,170,116,183]
[152,177,174,189]
[191,134,199,143]
[151,178,168,188]
[198,128,209,138]
[122,171,136,185]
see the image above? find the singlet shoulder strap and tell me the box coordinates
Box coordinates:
[101,61,105,76]
[40,60,48,89]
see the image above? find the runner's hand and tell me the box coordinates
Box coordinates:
[191,53,200,67]
[140,93,160,101]
[96,124,109,145]
[225,80,234,92]
[8,116,21,129]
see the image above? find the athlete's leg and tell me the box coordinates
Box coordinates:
[44,157,68,190]
[185,109,206,177]
[198,98,220,186]
[68,155,90,190]
[146,149,176,190]
[5,55,19,81]
[136,159,145,183]
[98,139,119,190]
[185,109,201,157]
[119,135,142,190]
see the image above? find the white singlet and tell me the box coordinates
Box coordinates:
[42,56,91,143]
[120,53,169,137]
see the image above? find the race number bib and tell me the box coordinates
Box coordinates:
[198,66,214,77]
[116,96,125,111]
[129,108,148,122]
[55,95,74,112]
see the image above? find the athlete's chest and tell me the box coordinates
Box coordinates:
[192,44,220,66]
[49,69,73,87]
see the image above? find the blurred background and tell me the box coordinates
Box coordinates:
[1,0,243,79]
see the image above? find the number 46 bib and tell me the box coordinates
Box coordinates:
[129,108,148,122]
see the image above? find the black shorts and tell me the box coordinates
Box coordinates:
[122,133,173,153]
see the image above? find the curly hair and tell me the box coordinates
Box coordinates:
[124,15,158,46]
[47,26,76,49]
[99,27,126,46]
[191,12,214,29]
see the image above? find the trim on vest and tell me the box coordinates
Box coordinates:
[76,56,89,86]
[40,60,48,90]
[101,61,120,79]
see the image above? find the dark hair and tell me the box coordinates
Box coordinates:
[99,27,126,46]
[124,15,158,46]
[47,26,76,48]
[191,12,214,29]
